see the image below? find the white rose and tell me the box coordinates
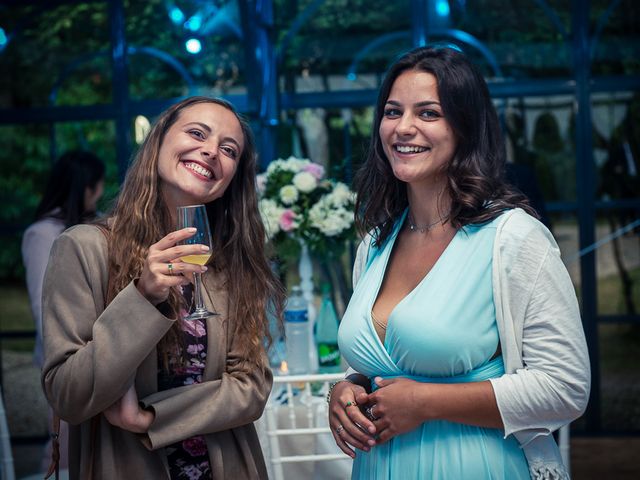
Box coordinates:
[259,199,284,239]
[282,156,309,173]
[309,196,351,236]
[279,185,299,205]
[330,182,354,206]
[293,171,317,193]
[266,159,283,175]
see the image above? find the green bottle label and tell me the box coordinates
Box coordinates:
[318,343,341,366]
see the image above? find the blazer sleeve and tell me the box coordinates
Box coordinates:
[489,213,591,437]
[41,226,176,424]
[139,332,273,449]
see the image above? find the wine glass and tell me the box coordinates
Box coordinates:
[176,205,216,319]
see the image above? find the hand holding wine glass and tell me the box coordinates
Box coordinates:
[135,227,209,306]
[177,204,216,319]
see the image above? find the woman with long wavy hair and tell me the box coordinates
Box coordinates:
[327,47,589,479]
[41,96,285,479]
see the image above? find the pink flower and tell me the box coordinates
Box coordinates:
[279,209,297,232]
[182,319,207,338]
[303,162,325,180]
[183,436,208,457]
[189,358,206,370]
[187,344,205,355]
[182,465,202,480]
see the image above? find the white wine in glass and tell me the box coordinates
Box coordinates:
[176,205,216,319]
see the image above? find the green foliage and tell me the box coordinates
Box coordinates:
[0,3,110,107]
[275,0,411,76]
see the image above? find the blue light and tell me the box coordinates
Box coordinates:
[436,0,450,16]
[347,72,357,81]
[185,38,202,54]
[0,28,7,47]
[185,14,202,32]
[169,7,185,24]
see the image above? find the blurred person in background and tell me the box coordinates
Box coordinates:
[21,149,105,473]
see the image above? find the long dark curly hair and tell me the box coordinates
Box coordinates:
[354,46,536,246]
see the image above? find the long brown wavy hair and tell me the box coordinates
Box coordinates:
[103,96,285,369]
[355,46,537,246]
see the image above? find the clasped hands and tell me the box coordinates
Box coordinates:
[329,376,427,458]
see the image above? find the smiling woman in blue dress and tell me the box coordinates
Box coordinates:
[327,46,590,479]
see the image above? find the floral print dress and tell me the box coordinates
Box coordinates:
[158,284,212,480]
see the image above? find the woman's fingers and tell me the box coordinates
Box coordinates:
[336,408,374,451]
[328,382,377,456]
[149,243,210,266]
[335,419,371,453]
[330,424,356,458]
[345,400,377,436]
[136,227,213,305]
[138,246,206,306]
[330,398,375,448]
[153,227,197,250]
[159,260,198,278]
[330,407,373,458]
[372,418,394,444]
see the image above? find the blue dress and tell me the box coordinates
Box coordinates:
[338,211,530,479]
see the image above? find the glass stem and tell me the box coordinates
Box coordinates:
[193,272,205,312]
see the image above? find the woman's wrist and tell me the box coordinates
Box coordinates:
[345,373,371,393]
[416,382,436,423]
[326,379,354,404]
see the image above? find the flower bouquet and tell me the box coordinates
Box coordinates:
[257,156,356,268]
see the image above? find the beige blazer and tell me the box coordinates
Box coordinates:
[41,224,272,479]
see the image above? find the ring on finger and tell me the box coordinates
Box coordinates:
[365,405,378,421]
[167,263,174,275]
[336,424,344,435]
[345,401,358,408]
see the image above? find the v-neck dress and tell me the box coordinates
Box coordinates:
[338,211,530,479]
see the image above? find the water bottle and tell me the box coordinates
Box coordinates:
[266,305,286,370]
[284,285,311,374]
[315,283,342,373]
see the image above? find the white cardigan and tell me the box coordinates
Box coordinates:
[350,208,590,479]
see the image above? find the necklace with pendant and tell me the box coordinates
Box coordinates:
[407,210,451,233]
